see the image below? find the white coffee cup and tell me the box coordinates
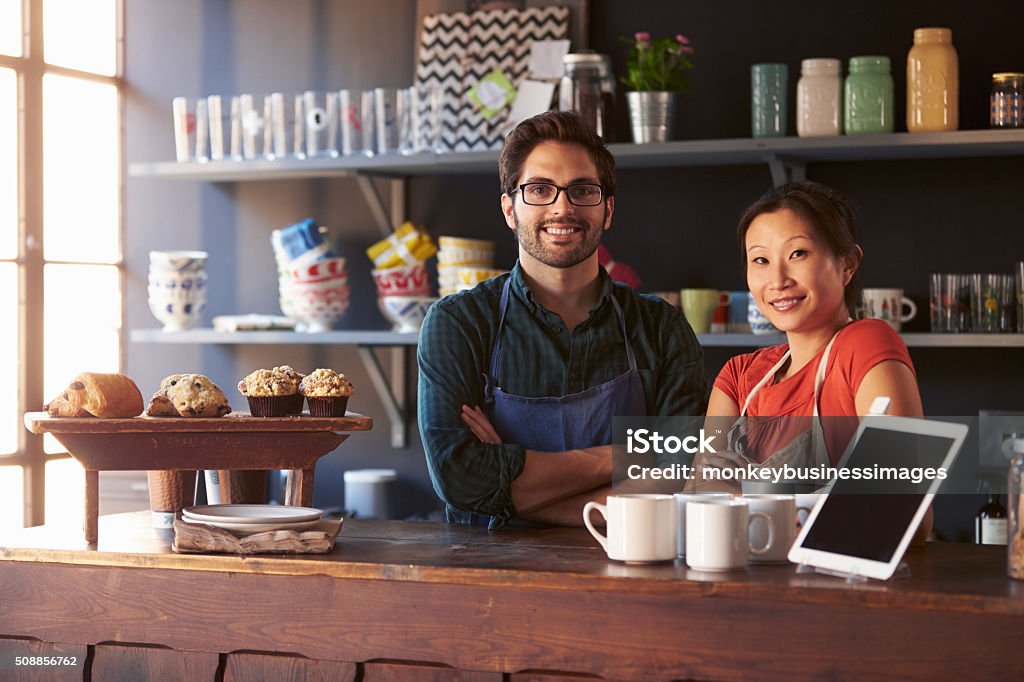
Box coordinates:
[583,494,677,563]
[685,498,775,571]
[794,493,821,527]
[742,494,806,564]
[674,492,733,558]
[862,288,917,331]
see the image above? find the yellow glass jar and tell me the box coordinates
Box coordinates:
[906,27,959,132]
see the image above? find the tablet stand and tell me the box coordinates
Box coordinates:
[795,560,910,583]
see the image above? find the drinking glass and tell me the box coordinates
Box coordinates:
[1016,261,1024,333]
[340,89,375,157]
[207,95,227,161]
[400,84,441,155]
[302,90,339,158]
[239,93,264,160]
[929,273,943,332]
[171,96,214,162]
[374,87,400,155]
[267,92,304,160]
[971,273,1002,333]
[1000,273,1016,333]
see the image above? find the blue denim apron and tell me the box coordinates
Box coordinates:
[484,277,646,450]
[460,278,646,528]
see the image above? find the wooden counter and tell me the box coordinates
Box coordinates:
[1,512,1021,681]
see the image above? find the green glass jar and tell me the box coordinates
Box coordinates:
[844,56,894,134]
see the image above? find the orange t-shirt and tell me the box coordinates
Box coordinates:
[713,319,915,464]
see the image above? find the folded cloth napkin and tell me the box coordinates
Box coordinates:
[171,517,343,555]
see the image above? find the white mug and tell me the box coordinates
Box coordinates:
[742,494,809,564]
[685,498,775,571]
[862,288,917,331]
[674,492,733,558]
[794,493,822,527]
[747,292,779,335]
[583,494,677,563]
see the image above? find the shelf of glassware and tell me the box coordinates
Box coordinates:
[127,129,1024,182]
[129,329,1024,348]
[701,333,1024,348]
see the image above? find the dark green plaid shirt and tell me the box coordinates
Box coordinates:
[417,261,707,527]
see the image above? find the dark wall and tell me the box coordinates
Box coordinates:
[406,1,1024,539]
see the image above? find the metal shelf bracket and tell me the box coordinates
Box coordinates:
[765,153,807,187]
[355,175,407,237]
[356,345,411,449]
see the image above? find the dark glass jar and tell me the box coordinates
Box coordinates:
[991,73,1024,128]
[559,52,616,142]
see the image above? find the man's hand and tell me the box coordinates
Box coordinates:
[461,404,502,444]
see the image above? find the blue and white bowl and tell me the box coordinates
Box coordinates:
[148,296,206,332]
[149,250,208,273]
[378,296,437,333]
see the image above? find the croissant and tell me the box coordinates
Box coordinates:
[45,372,144,418]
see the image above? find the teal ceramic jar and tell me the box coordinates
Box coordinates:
[844,56,894,134]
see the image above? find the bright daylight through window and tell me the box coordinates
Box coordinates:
[0,0,122,531]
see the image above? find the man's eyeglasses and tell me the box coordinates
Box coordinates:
[513,182,605,207]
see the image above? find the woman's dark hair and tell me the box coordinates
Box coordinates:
[498,111,616,198]
[736,181,863,317]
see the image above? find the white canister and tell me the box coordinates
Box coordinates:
[797,58,842,137]
[344,468,397,519]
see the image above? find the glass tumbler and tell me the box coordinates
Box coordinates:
[302,90,339,158]
[971,273,1002,333]
[1016,261,1024,333]
[340,89,375,157]
[374,87,400,155]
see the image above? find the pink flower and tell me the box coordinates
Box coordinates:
[676,34,690,45]
[635,32,651,42]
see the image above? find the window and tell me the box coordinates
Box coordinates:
[0,0,124,531]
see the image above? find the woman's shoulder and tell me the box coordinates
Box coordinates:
[838,318,905,345]
[831,318,914,381]
[834,319,910,360]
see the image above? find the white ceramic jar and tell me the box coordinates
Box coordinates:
[797,58,842,137]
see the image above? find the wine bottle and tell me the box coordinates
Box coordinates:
[975,493,1008,545]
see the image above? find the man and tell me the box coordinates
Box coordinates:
[417,111,706,528]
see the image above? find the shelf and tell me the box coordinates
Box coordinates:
[699,333,1024,348]
[899,334,1024,348]
[130,329,1024,349]
[129,130,1024,182]
[129,329,418,345]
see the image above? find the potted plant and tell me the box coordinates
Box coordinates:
[621,32,694,143]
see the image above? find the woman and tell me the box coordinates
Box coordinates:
[702,181,922,479]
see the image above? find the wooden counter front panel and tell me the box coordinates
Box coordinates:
[2,560,1021,681]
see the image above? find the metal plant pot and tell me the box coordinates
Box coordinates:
[627,91,678,143]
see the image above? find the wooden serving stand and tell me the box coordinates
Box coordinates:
[23,411,373,544]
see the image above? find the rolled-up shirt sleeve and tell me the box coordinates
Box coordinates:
[417,299,525,524]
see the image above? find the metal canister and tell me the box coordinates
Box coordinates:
[991,73,1024,129]
[559,52,616,142]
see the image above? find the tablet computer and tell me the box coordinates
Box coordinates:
[787,416,968,580]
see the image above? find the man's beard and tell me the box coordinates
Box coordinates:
[511,208,605,269]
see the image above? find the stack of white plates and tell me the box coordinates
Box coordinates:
[181,504,323,536]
